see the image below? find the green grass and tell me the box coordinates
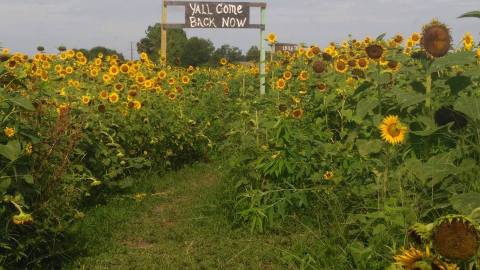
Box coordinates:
[64,163,321,270]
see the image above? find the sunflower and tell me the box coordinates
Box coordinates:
[114,83,124,91]
[323,171,334,180]
[432,216,479,261]
[97,104,106,113]
[276,78,286,90]
[334,59,348,73]
[305,48,315,59]
[298,70,309,81]
[109,65,119,76]
[168,92,177,101]
[283,70,293,80]
[6,59,16,69]
[102,74,112,83]
[133,100,142,110]
[219,58,228,66]
[267,32,277,44]
[108,92,119,103]
[463,32,474,51]
[120,64,130,73]
[421,20,451,58]
[357,58,369,70]
[157,70,167,79]
[312,61,326,74]
[140,52,148,61]
[411,32,421,43]
[317,82,327,92]
[136,74,146,85]
[4,127,15,138]
[181,75,190,84]
[62,67,72,75]
[386,60,401,72]
[393,247,425,269]
[99,90,109,100]
[365,44,384,60]
[89,68,99,77]
[25,143,33,155]
[1,48,10,55]
[167,77,175,85]
[379,115,407,145]
[278,104,288,112]
[94,58,102,66]
[292,108,304,119]
[81,95,91,105]
[144,80,153,89]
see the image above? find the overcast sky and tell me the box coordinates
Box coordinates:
[1,0,479,58]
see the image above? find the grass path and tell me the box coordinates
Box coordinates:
[66,163,312,270]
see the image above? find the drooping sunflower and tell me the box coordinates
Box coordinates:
[432,215,479,261]
[379,115,407,145]
[108,92,119,103]
[434,106,467,130]
[421,20,451,58]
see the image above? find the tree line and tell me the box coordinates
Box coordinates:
[137,23,260,66]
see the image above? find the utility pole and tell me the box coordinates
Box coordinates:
[160,0,167,63]
[130,41,134,61]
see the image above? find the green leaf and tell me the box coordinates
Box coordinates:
[357,139,383,157]
[8,96,35,111]
[0,177,11,192]
[454,95,480,121]
[446,75,471,95]
[430,51,476,72]
[376,33,387,41]
[23,174,34,184]
[0,140,21,161]
[354,97,378,121]
[450,193,480,215]
[396,90,425,109]
[458,10,480,18]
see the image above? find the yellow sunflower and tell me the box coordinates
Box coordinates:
[120,64,130,73]
[276,78,286,90]
[267,32,277,44]
[4,127,15,138]
[157,70,167,79]
[379,115,407,145]
[463,32,474,51]
[323,171,334,180]
[334,59,348,73]
[81,95,91,105]
[298,70,309,81]
[109,92,119,103]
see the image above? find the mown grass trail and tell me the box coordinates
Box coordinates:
[66,163,314,270]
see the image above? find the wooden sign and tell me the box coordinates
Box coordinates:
[275,43,298,52]
[164,1,265,29]
[185,2,249,28]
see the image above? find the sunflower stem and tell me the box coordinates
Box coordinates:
[425,73,432,113]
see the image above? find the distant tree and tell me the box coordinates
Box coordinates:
[210,44,244,65]
[36,46,45,52]
[245,46,260,62]
[57,45,67,52]
[88,46,125,61]
[137,23,187,64]
[181,37,214,67]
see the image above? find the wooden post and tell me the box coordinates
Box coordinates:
[259,6,266,95]
[161,0,167,63]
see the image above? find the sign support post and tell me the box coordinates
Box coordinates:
[161,0,168,63]
[259,5,266,95]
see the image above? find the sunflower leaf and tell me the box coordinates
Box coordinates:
[458,11,480,19]
[450,193,480,215]
[454,95,480,121]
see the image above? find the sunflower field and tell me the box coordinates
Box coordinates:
[1,19,480,269]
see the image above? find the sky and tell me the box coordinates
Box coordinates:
[0,0,479,59]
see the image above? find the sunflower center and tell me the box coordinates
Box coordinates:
[387,124,402,137]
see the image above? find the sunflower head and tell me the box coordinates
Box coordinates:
[379,115,407,145]
[312,61,326,74]
[365,44,384,60]
[292,109,304,119]
[421,20,451,58]
[432,215,479,261]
